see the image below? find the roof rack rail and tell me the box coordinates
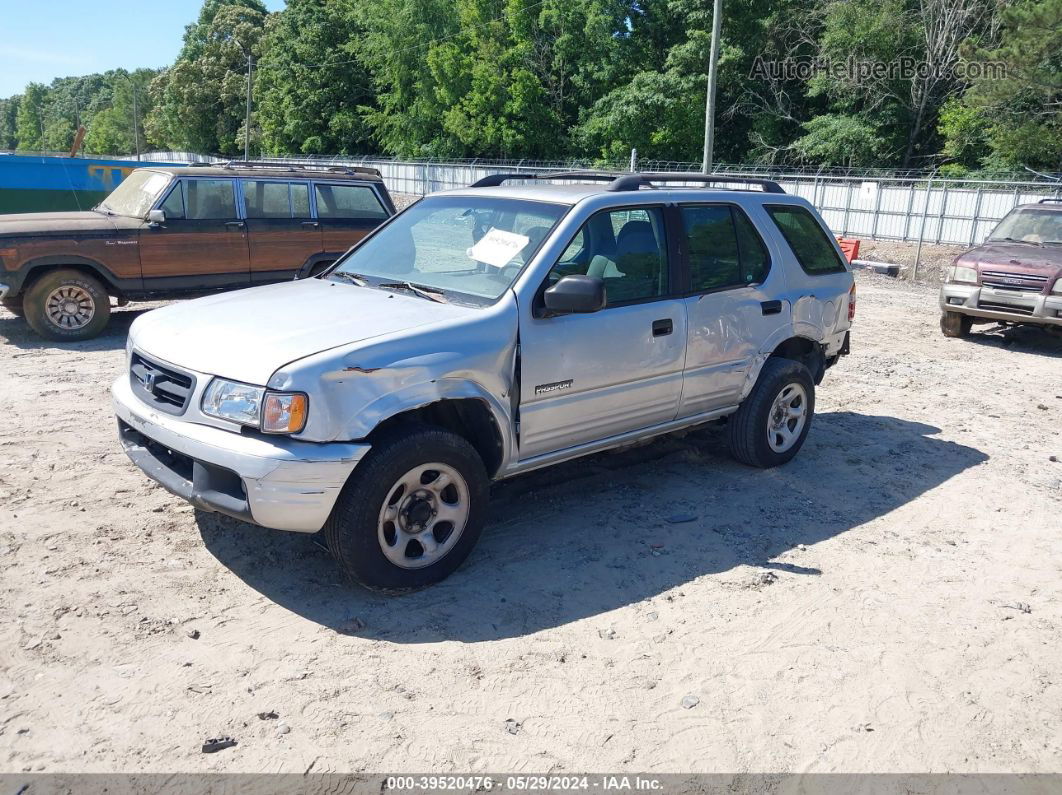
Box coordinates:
[468,170,785,194]
[220,160,381,177]
[1037,197,1062,203]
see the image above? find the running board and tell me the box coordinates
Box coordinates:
[500,405,739,478]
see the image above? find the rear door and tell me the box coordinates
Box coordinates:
[312,182,391,256]
[677,203,790,416]
[241,179,324,284]
[139,178,250,291]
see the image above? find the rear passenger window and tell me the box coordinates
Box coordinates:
[682,205,770,291]
[184,180,237,220]
[314,184,388,220]
[766,205,846,274]
[291,183,311,218]
[242,180,292,219]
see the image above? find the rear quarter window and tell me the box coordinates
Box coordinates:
[766,204,847,275]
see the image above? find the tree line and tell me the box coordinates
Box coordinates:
[1,0,1059,175]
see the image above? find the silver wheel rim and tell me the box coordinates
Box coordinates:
[377,463,470,570]
[767,382,808,453]
[44,285,95,330]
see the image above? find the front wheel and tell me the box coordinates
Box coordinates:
[940,311,972,338]
[727,358,815,468]
[324,424,489,593]
[23,269,110,341]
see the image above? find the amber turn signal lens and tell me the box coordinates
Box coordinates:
[262,392,308,434]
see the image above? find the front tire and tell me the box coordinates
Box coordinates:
[324,424,489,593]
[727,358,815,468]
[940,311,972,338]
[23,269,110,341]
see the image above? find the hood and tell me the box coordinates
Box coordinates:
[130,278,479,385]
[960,241,1062,277]
[0,210,119,236]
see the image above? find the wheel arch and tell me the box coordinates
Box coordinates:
[769,335,826,383]
[19,256,121,297]
[368,397,507,478]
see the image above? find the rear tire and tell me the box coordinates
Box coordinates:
[23,269,110,341]
[727,357,815,468]
[324,423,489,593]
[940,311,972,338]
[1,297,25,318]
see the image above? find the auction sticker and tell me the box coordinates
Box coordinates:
[469,228,529,267]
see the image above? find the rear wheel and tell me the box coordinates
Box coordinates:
[727,358,815,468]
[324,424,489,593]
[940,311,972,338]
[23,269,110,341]
[1,296,25,318]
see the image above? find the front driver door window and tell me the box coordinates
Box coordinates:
[139,178,250,289]
[517,205,688,459]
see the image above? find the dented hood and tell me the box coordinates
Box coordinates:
[129,278,477,385]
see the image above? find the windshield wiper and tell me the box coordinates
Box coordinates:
[330,271,367,286]
[378,281,449,304]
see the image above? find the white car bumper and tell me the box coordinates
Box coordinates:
[112,375,370,532]
[940,282,1062,327]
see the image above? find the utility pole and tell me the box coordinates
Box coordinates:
[244,53,253,161]
[701,0,723,173]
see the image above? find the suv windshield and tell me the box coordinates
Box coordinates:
[988,207,1062,245]
[330,195,568,300]
[98,170,173,218]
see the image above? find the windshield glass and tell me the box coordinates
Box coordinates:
[330,195,568,300]
[98,170,173,217]
[988,208,1062,245]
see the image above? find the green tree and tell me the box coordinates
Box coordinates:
[15,83,48,151]
[945,0,1062,171]
[147,0,268,154]
[254,0,374,155]
[0,96,19,149]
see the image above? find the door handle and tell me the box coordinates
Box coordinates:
[761,300,782,316]
[652,319,673,337]
[301,221,319,228]
[225,221,245,229]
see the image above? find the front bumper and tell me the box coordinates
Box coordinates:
[939,283,1062,327]
[112,375,370,532]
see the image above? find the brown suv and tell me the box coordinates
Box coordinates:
[0,162,396,340]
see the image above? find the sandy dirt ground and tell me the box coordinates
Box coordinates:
[1,273,1061,775]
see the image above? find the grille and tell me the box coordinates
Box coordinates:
[980,270,1049,292]
[977,300,1035,316]
[130,352,196,415]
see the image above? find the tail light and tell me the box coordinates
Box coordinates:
[848,283,857,321]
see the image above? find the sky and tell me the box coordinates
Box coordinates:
[0,0,286,98]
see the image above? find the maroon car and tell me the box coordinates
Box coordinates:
[940,199,1062,337]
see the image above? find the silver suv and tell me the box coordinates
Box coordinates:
[112,172,855,591]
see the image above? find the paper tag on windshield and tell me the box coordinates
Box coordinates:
[468,228,529,268]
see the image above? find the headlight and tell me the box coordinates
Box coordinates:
[262,392,308,434]
[948,265,978,284]
[202,379,265,426]
[201,378,308,434]
[1053,278,1062,295]
[125,334,134,361]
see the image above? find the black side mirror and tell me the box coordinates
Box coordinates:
[543,275,606,315]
